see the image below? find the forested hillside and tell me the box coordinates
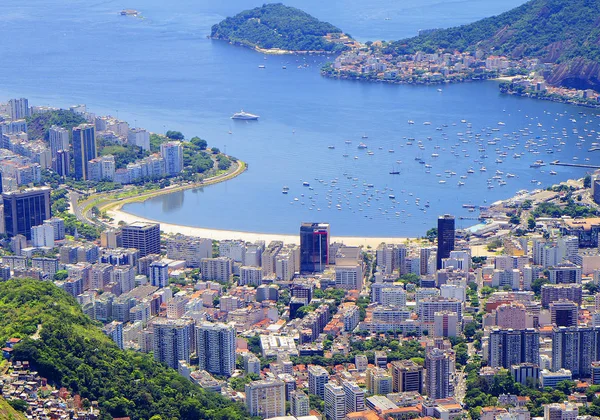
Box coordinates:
[0,280,253,420]
[211,3,349,52]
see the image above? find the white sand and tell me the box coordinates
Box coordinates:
[107,208,414,248]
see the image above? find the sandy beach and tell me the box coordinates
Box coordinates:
[107,207,415,248]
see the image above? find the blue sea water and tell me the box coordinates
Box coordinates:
[0,0,596,237]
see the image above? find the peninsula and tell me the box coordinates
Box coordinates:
[324,0,600,103]
[210,3,355,54]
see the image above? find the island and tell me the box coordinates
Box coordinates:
[210,3,355,54]
[323,0,600,105]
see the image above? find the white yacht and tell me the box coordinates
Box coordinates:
[231,110,259,120]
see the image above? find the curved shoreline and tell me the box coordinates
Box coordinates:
[107,206,414,247]
[93,160,414,247]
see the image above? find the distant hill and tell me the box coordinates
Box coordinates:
[2,280,252,420]
[384,0,600,90]
[210,3,351,53]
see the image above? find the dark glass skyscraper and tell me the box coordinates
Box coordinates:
[72,123,97,180]
[3,187,51,239]
[437,214,455,269]
[300,222,330,273]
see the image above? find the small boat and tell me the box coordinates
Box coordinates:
[328,145,335,149]
[362,133,368,139]
[282,66,287,69]
[357,143,367,149]
[258,65,265,69]
[388,194,396,199]
[389,171,400,175]
[302,182,310,187]
[550,170,557,175]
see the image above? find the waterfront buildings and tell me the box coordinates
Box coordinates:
[437,214,455,269]
[300,222,330,273]
[72,123,97,180]
[160,141,183,176]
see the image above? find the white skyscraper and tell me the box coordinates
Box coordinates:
[149,260,169,288]
[160,141,183,176]
[343,381,365,414]
[196,322,236,377]
[324,382,346,420]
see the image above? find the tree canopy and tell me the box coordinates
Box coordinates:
[211,3,349,52]
[2,280,253,420]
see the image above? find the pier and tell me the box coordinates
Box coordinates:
[550,161,600,169]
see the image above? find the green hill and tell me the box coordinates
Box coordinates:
[385,0,600,90]
[0,279,252,420]
[0,396,27,420]
[210,3,350,53]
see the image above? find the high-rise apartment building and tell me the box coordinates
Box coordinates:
[8,98,30,120]
[488,328,540,369]
[324,382,346,420]
[152,318,194,369]
[541,284,582,309]
[72,123,97,180]
[3,187,51,239]
[550,300,578,327]
[552,326,600,378]
[300,222,330,273]
[196,322,236,377]
[343,381,365,414]
[245,380,285,418]
[160,141,183,176]
[121,222,160,257]
[437,214,455,269]
[290,390,310,417]
[200,257,233,282]
[149,261,169,288]
[391,360,423,393]
[425,347,452,400]
[308,365,329,399]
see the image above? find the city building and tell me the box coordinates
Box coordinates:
[200,257,232,282]
[434,311,460,337]
[343,381,365,414]
[149,261,169,288]
[300,222,330,273]
[324,382,346,420]
[72,123,97,180]
[31,223,54,247]
[8,98,30,120]
[541,284,582,309]
[366,367,392,395]
[552,326,600,378]
[425,347,452,400]
[102,321,124,349]
[511,363,539,387]
[391,360,423,393]
[550,300,578,327]
[437,214,455,269]
[308,365,329,399]
[488,328,539,369]
[540,369,573,388]
[160,141,183,176]
[128,127,150,151]
[152,318,194,369]
[196,322,236,377]
[290,390,310,417]
[121,222,160,257]
[245,380,285,418]
[543,402,578,420]
[3,187,51,239]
